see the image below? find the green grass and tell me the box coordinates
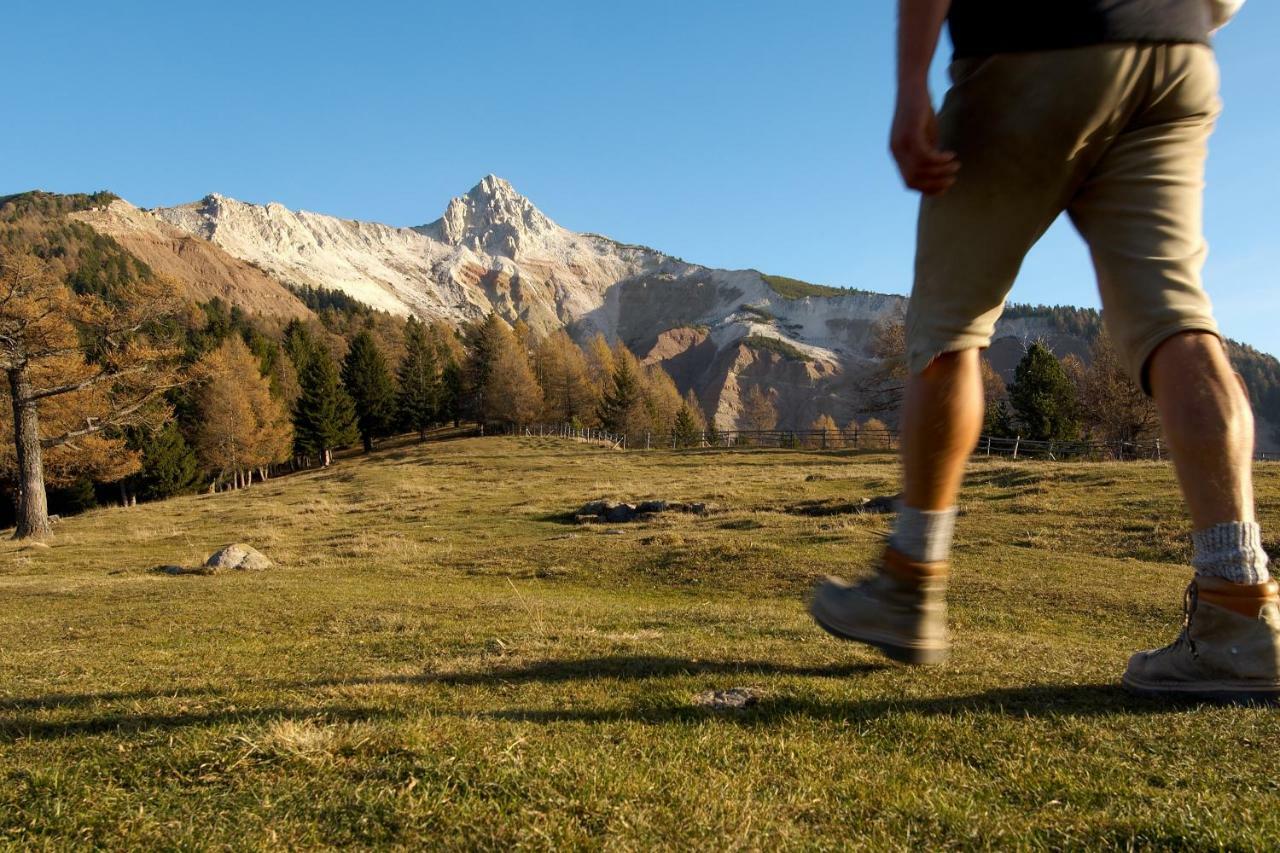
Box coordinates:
[3,438,1280,849]
[743,334,808,362]
[761,274,858,299]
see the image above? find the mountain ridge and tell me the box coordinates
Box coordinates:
[29,177,1278,440]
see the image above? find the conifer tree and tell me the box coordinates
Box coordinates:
[0,249,182,538]
[536,330,598,426]
[293,347,358,467]
[810,413,841,448]
[464,314,505,422]
[397,317,440,440]
[742,385,778,433]
[980,358,1014,438]
[1008,341,1081,441]
[196,337,294,487]
[283,320,317,374]
[342,331,397,452]
[129,423,200,501]
[584,333,615,396]
[672,405,702,448]
[440,359,464,428]
[484,320,543,427]
[642,365,684,437]
[682,389,707,432]
[598,350,643,434]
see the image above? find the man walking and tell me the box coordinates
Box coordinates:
[810,0,1280,701]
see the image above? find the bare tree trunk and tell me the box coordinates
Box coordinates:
[322,448,332,467]
[8,367,51,540]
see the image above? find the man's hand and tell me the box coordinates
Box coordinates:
[890,84,959,196]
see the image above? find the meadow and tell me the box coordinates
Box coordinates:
[2,437,1278,849]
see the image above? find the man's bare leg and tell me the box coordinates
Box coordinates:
[901,349,985,511]
[808,349,982,664]
[1148,331,1255,530]
[1123,331,1278,700]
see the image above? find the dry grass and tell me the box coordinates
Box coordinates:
[1,437,1279,849]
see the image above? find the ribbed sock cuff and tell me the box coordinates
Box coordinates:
[1192,521,1271,585]
[889,504,957,564]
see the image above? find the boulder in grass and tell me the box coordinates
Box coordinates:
[693,687,761,712]
[204,543,272,572]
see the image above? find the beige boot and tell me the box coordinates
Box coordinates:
[809,547,949,665]
[1123,577,1280,703]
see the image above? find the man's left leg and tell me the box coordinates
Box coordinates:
[808,349,982,664]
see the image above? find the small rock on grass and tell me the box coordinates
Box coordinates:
[204,543,272,572]
[693,687,762,711]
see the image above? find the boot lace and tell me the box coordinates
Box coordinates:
[1150,582,1199,659]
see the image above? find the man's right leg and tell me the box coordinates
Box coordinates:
[1123,331,1279,701]
[1148,331,1257,534]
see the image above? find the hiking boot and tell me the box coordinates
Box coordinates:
[1122,577,1280,704]
[809,547,949,665]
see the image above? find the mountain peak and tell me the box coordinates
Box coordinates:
[417,175,559,257]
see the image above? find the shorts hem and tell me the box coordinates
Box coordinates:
[907,338,991,376]
[1133,322,1221,395]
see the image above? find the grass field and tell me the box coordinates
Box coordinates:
[3,437,1279,849]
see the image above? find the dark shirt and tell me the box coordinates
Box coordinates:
[947,0,1212,58]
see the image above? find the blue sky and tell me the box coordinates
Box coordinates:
[4,1,1277,354]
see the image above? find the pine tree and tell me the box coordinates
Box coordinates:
[598,350,643,434]
[342,331,397,452]
[1008,341,1081,441]
[130,423,200,501]
[440,359,464,428]
[397,317,440,440]
[705,418,722,447]
[283,319,318,374]
[428,320,467,427]
[672,405,701,448]
[464,314,505,423]
[681,389,707,432]
[293,347,358,467]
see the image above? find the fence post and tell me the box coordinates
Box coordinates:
[1013,435,1020,460]
[1155,438,1162,461]
[854,428,860,450]
[645,431,651,450]
[985,436,992,456]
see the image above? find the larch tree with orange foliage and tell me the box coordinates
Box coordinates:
[194,336,293,490]
[0,249,183,539]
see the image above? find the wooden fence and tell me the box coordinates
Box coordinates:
[521,423,1280,463]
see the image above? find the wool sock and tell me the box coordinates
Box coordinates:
[889,504,957,564]
[1192,521,1271,585]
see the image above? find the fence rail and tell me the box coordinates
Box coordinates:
[521,423,1280,463]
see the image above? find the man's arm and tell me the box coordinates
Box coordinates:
[890,0,958,196]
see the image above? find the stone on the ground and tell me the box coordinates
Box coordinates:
[204,543,272,572]
[693,687,761,711]
[574,500,709,525]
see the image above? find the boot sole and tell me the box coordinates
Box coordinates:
[1121,673,1280,705]
[808,599,948,666]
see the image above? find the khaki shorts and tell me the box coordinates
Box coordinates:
[906,43,1222,392]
